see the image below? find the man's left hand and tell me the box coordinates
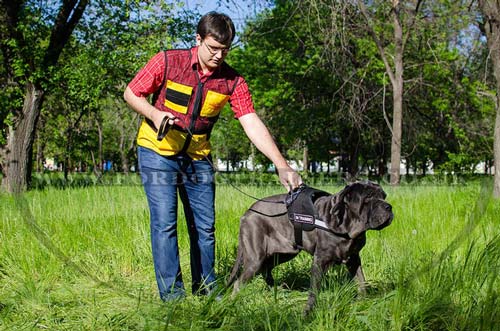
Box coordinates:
[278,166,303,191]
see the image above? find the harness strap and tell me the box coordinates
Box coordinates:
[293,222,303,249]
[285,184,330,249]
[180,79,204,155]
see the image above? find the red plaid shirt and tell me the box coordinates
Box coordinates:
[128,47,255,118]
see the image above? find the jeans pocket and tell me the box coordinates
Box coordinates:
[138,146,166,171]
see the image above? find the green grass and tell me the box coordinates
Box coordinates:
[0,179,499,330]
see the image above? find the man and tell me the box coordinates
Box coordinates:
[124,12,301,301]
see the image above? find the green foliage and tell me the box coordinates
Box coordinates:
[0,1,47,143]
[30,1,197,173]
[2,0,499,185]
[229,2,347,165]
[210,105,252,171]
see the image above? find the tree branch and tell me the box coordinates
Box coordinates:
[42,0,89,70]
[356,0,396,84]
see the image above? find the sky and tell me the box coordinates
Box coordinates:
[182,0,271,31]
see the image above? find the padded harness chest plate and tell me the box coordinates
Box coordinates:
[285,184,330,249]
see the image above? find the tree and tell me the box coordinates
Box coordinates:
[1,1,195,190]
[232,0,496,181]
[0,0,89,192]
[210,104,252,172]
[232,1,354,175]
[100,95,141,174]
[477,0,500,197]
[356,0,424,185]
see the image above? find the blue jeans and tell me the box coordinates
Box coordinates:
[138,146,216,301]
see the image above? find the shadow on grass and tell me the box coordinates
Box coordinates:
[218,247,397,296]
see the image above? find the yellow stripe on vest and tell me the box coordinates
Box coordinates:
[164,80,193,114]
[136,120,211,160]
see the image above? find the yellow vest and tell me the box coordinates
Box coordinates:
[136,49,239,159]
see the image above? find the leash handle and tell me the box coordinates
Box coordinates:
[157,116,177,141]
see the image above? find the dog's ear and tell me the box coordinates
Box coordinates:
[330,185,348,218]
[327,185,351,234]
[377,185,387,199]
[364,180,386,199]
[328,183,370,238]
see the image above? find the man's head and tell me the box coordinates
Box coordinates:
[196,12,235,71]
[197,11,235,45]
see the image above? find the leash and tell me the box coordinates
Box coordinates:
[156,114,286,205]
[155,115,345,244]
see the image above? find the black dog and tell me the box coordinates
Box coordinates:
[227,181,393,313]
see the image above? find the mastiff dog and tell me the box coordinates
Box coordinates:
[227,181,393,313]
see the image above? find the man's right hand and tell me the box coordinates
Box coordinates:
[150,109,178,130]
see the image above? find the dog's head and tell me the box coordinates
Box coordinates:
[319,181,393,238]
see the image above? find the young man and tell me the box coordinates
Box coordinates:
[124,12,301,301]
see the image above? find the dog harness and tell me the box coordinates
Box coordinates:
[285,184,331,249]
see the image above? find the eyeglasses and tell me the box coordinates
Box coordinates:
[203,42,230,56]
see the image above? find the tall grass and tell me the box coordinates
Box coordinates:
[0,179,499,330]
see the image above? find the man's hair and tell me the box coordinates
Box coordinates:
[197,12,235,45]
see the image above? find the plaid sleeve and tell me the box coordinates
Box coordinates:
[229,77,256,118]
[127,52,165,97]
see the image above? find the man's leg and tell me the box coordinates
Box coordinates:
[179,158,216,294]
[138,146,185,301]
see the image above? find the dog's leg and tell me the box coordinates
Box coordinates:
[227,245,243,287]
[238,261,263,284]
[232,279,241,296]
[261,257,276,287]
[262,253,298,288]
[345,254,367,293]
[304,255,330,315]
[231,259,264,297]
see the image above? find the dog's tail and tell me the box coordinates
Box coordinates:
[226,240,243,287]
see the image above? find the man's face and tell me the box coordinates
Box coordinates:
[196,34,230,71]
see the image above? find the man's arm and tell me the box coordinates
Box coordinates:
[238,112,302,190]
[123,86,177,129]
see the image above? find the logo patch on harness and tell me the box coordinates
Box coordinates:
[293,213,314,224]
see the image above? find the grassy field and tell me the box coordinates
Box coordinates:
[0,177,499,330]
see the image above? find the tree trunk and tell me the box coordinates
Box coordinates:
[63,128,72,181]
[390,79,403,185]
[347,131,360,177]
[250,143,255,171]
[389,2,404,186]
[494,99,500,197]
[35,130,45,173]
[90,150,99,176]
[96,120,103,173]
[357,0,419,186]
[119,133,129,173]
[303,145,309,177]
[2,83,44,193]
[0,0,89,192]
[478,0,500,198]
